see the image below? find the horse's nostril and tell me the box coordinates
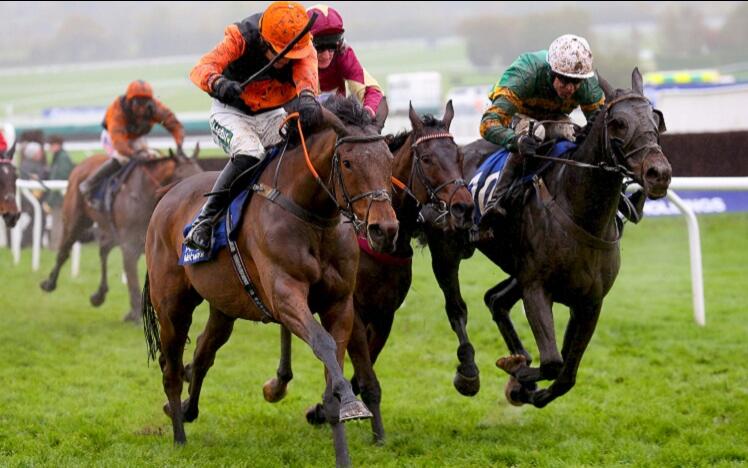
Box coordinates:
[646,167,660,180]
[368,224,383,240]
[452,203,466,215]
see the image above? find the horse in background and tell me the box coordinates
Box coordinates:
[434,68,672,407]
[263,101,475,443]
[142,97,398,467]
[40,146,202,322]
[0,143,20,228]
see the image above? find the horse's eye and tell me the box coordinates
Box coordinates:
[342,160,352,169]
[421,155,432,164]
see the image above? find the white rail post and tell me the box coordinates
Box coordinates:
[18,187,42,271]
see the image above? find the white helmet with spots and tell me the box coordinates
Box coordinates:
[548,34,595,79]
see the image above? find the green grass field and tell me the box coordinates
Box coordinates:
[1,213,747,466]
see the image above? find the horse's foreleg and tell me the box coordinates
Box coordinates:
[347,312,384,444]
[530,301,602,408]
[182,306,235,422]
[429,241,479,397]
[263,325,293,403]
[485,277,532,363]
[515,286,563,384]
[40,214,88,292]
[90,236,115,307]
[121,244,143,322]
[275,282,369,423]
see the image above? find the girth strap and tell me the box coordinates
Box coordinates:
[225,206,275,323]
[253,183,340,229]
[533,176,619,251]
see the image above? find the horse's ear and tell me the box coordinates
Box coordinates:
[168,148,175,158]
[191,142,200,159]
[408,101,424,135]
[4,142,15,159]
[597,70,615,100]
[632,67,644,96]
[653,109,667,134]
[442,100,455,131]
[373,97,388,134]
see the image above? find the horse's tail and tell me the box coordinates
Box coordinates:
[141,271,161,362]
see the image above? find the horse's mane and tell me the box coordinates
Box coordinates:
[278,95,372,152]
[387,114,445,152]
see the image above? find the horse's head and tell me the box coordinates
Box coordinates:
[319,97,398,253]
[168,143,203,181]
[598,69,672,199]
[402,100,473,231]
[0,143,20,228]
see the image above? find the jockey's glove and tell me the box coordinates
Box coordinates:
[211,76,243,104]
[514,134,541,157]
[295,89,323,128]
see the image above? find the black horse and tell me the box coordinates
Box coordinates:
[426,68,672,407]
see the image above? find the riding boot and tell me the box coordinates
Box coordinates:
[79,158,122,198]
[184,155,260,251]
[618,189,646,224]
[482,152,524,223]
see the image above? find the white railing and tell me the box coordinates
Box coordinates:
[6,177,748,327]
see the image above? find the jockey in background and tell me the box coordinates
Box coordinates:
[307,4,388,126]
[184,0,322,252]
[79,80,184,203]
[480,34,647,224]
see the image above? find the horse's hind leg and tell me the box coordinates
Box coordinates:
[485,277,532,363]
[182,306,235,422]
[90,234,115,307]
[530,301,602,408]
[263,326,293,403]
[428,235,480,397]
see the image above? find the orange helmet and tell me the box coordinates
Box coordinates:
[260,1,314,60]
[126,80,154,100]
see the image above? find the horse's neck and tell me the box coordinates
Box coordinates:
[389,133,422,236]
[548,114,622,236]
[278,132,340,219]
[127,160,174,200]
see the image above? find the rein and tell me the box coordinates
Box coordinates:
[254,112,389,232]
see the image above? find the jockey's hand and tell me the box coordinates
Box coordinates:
[133,149,152,160]
[211,76,243,103]
[296,90,322,128]
[515,134,541,156]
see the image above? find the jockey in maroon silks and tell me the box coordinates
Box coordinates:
[307,4,388,124]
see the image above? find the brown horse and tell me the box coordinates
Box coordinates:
[40,147,202,322]
[141,97,398,467]
[427,68,672,407]
[0,143,20,228]
[262,101,475,443]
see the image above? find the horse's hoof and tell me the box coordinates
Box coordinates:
[339,399,372,422]
[496,354,527,375]
[453,371,480,396]
[262,377,287,403]
[90,292,106,307]
[122,310,141,323]
[504,377,526,406]
[305,403,326,425]
[40,279,56,292]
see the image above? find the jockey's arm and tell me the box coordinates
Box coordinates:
[190,25,246,95]
[106,105,135,157]
[292,49,320,97]
[480,88,520,151]
[338,47,383,116]
[152,99,185,148]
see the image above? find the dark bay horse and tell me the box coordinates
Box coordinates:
[0,143,20,228]
[262,101,475,442]
[432,68,672,407]
[142,97,398,467]
[40,147,202,322]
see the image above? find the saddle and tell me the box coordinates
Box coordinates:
[90,160,138,213]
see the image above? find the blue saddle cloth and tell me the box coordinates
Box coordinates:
[467,140,577,224]
[179,148,281,265]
